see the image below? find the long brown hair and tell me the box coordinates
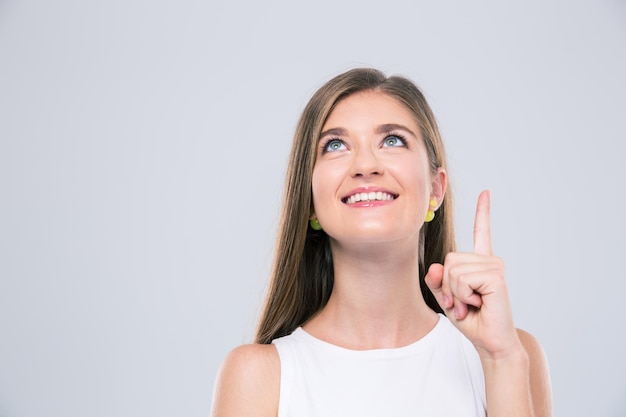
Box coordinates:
[255,68,456,344]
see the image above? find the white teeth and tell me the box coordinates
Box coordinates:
[345,192,395,204]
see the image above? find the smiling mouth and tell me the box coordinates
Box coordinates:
[342,192,397,204]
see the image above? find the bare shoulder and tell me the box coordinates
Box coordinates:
[210,344,280,417]
[516,328,553,417]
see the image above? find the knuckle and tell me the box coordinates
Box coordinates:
[456,275,473,297]
[444,252,458,265]
[456,272,468,286]
[447,264,458,279]
[497,258,506,272]
[493,255,504,267]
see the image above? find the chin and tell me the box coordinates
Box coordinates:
[328,226,419,246]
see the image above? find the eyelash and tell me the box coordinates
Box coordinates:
[320,137,345,154]
[383,133,408,148]
[319,133,409,154]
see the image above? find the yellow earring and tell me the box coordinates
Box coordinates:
[310,218,322,230]
[424,198,437,223]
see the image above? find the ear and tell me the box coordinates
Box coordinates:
[430,167,447,209]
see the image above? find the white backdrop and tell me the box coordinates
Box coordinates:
[1,1,625,416]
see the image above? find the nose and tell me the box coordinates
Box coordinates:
[349,146,384,178]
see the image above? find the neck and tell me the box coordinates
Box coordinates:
[303,238,439,350]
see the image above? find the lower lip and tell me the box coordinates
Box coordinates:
[344,200,394,208]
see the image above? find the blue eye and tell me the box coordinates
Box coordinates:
[383,135,406,147]
[323,139,346,152]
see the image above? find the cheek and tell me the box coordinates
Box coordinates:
[311,166,329,212]
[389,161,432,212]
[392,159,429,189]
[311,162,345,218]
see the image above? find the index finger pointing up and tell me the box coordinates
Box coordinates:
[473,190,493,255]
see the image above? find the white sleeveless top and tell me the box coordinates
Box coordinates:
[273,314,486,417]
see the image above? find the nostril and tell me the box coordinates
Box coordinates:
[352,170,382,178]
[349,150,385,177]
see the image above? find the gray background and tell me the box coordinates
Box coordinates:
[1,0,625,416]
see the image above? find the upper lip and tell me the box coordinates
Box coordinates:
[341,186,398,203]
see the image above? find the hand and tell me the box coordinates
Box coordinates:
[425,190,522,359]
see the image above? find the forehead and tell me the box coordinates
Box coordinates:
[322,90,418,130]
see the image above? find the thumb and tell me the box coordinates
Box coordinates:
[424,263,447,308]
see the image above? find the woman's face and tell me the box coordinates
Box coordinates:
[311,90,445,246]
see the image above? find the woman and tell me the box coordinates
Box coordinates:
[210,68,551,416]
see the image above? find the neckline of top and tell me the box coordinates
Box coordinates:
[291,313,450,358]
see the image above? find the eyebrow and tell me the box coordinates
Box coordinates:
[319,127,348,138]
[376,124,419,139]
[319,124,419,140]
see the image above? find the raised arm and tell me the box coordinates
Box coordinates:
[425,190,552,417]
[517,328,552,417]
